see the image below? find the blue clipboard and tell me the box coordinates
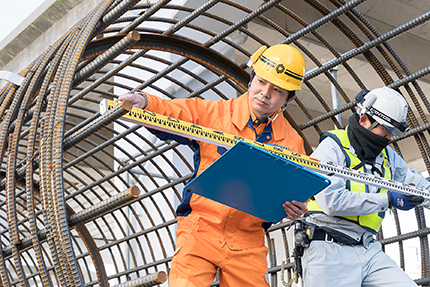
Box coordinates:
[184,141,330,223]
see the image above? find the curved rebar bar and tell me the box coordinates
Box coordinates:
[1,0,430,286]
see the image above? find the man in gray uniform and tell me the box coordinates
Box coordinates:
[303,87,427,286]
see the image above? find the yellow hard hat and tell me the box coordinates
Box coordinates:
[250,44,306,91]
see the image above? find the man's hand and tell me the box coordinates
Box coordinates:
[387,191,424,211]
[118,92,147,109]
[283,200,306,220]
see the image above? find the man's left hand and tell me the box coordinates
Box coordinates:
[283,201,306,220]
[118,93,147,109]
[387,191,424,211]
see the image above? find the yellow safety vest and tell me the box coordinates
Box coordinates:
[306,129,391,233]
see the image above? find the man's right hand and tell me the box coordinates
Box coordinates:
[387,191,424,210]
[283,200,306,220]
[118,92,147,109]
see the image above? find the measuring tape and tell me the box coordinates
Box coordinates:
[100,99,430,201]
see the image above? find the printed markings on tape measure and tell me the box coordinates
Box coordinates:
[100,99,430,201]
[101,99,320,169]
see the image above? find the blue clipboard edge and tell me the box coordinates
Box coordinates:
[184,141,331,223]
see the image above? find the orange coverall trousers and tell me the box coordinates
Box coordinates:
[168,220,270,287]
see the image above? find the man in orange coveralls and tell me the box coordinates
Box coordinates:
[119,44,307,287]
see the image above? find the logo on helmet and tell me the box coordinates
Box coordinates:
[369,106,403,129]
[370,108,393,125]
[275,64,285,74]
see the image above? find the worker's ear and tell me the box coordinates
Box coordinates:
[285,90,297,106]
[359,114,369,126]
[248,69,256,89]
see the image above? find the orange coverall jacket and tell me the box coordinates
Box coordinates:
[145,92,305,250]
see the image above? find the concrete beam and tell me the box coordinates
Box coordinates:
[0,0,99,72]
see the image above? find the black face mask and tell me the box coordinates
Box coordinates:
[347,113,390,162]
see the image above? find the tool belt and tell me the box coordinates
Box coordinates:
[294,221,361,248]
[309,227,362,245]
[285,219,363,285]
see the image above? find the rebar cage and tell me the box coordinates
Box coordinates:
[1,0,430,286]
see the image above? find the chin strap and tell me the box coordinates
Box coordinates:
[269,105,287,123]
[267,91,297,123]
[367,119,379,131]
[254,105,287,124]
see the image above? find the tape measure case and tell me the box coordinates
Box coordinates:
[184,141,331,224]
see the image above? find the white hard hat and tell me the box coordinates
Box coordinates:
[356,87,409,136]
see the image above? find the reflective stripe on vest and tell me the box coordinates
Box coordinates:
[306,129,391,233]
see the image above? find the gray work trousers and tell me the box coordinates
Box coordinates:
[302,240,417,287]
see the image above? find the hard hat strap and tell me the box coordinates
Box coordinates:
[269,105,287,123]
[367,120,379,131]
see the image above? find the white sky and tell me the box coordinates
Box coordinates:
[0,0,54,50]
